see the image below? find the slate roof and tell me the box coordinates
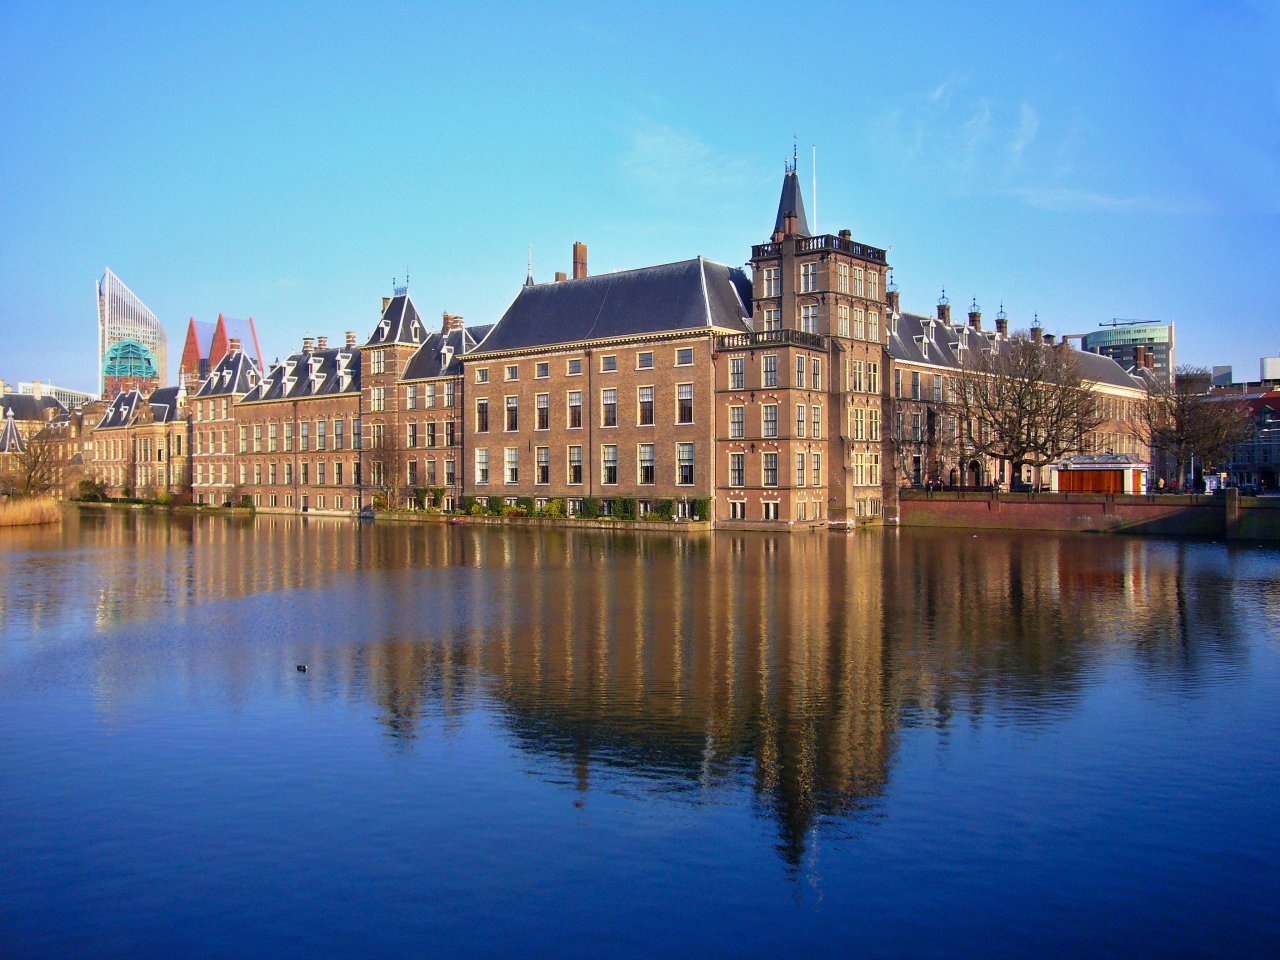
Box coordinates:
[147,386,185,423]
[773,169,811,238]
[472,257,752,356]
[0,394,65,422]
[365,294,429,347]
[98,390,143,429]
[195,348,261,398]
[0,410,26,454]
[239,348,360,403]
[402,324,495,380]
[888,312,1145,391]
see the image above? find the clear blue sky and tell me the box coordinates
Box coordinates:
[1,1,1277,393]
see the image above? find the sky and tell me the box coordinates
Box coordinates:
[1,0,1277,393]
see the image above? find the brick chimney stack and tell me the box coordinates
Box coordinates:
[555,271,568,282]
[995,304,1008,337]
[887,288,900,315]
[302,337,315,354]
[572,242,588,280]
[937,289,951,324]
[229,338,242,353]
[316,336,328,350]
[346,331,357,348]
[968,298,982,331]
[1044,333,1056,346]
[442,312,465,333]
[382,296,391,313]
[783,211,798,238]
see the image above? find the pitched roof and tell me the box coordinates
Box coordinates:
[191,320,217,355]
[98,390,143,429]
[240,348,361,403]
[472,257,752,356]
[365,294,429,347]
[773,169,810,238]
[0,410,26,454]
[402,324,495,381]
[0,394,65,422]
[147,386,185,423]
[194,348,261,398]
[888,312,1145,391]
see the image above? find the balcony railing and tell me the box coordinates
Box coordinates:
[717,328,828,351]
[751,234,888,263]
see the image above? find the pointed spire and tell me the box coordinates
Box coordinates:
[525,244,534,286]
[772,156,811,240]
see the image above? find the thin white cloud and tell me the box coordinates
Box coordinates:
[1008,103,1040,166]
[1005,186,1214,215]
[621,120,752,199]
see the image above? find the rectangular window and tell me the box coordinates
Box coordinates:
[370,387,385,412]
[868,361,880,394]
[536,446,550,484]
[637,351,654,370]
[568,391,582,429]
[444,382,455,407]
[729,356,744,390]
[601,355,617,373]
[407,422,418,448]
[800,262,818,293]
[812,359,821,390]
[475,448,489,484]
[911,371,921,400]
[869,408,881,441]
[838,304,850,338]
[300,421,310,451]
[317,420,327,451]
[406,385,417,410]
[812,453,822,486]
[854,308,865,340]
[445,459,455,485]
[763,354,778,387]
[729,406,744,439]
[476,398,489,432]
[301,463,309,485]
[853,267,865,297]
[425,421,436,448]
[252,425,263,453]
[505,364,519,381]
[426,459,437,485]
[568,446,583,484]
[238,425,248,454]
[729,452,744,487]
[426,383,437,407]
[505,396,518,431]
[318,462,326,486]
[602,389,617,427]
[505,447,519,484]
[270,423,280,452]
[253,463,262,486]
[796,404,806,437]
[868,312,880,343]
[676,443,694,485]
[763,308,780,331]
[601,445,618,485]
[371,350,385,375]
[284,462,293,485]
[535,362,549,379]
[763,267,780,298]
[675,347,694,366]
[763,404,779,438]
[269,462,277,485]
[335,462,343,486]
[567,358,582,376]
[796,452,806,487]
[795,355,806,388]
[853,407,866,440]
[536,393,550,430]
[837,262,850,294]
[677,383,694,424]
[800,303,818,334]
[763,453,778,487]
[638,386,654,426]
[894,369,903,399]
[638,444,655,485]
[868,270,879,300]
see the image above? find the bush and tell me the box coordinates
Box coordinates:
[540,498,565,519]
[236,495,254,509]
[615,496,637,520]
[77,479,107,502]
[517,497,536,514]
[656,499,675,520]
[460,496,477,514]
[430,486,446,508]
[579,497,601,519]
[486,496,504,515]
[692,498,711,521]
[469,502,486,516]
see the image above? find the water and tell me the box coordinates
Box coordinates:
[1,510,1278,958]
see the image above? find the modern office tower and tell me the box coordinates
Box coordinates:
[15,381,97,408]
[1082,320,1175,383]
[97,268,168,400]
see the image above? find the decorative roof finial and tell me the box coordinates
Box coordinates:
[997,302,1007,321]
[526,244,534,286]
[939,287,950,306]
[970,296,980,312]
[887,270,898,293]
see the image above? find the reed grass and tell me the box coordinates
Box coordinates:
[0,496,62,527]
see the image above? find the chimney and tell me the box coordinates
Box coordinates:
[345,330,357,348]
[1030,324,1043,343]
[31,379,42,399]
[316,336,328,351]
[302,337,315,354]
[1044,333,1056,346]
[783,211,797,237]
[572,241,588,280]
[995,304,1008,337]
[887,289,900,315]
[228,338,242,354]
[555,271,568,282]
[442,312,465,333]
[838,229,851,240]
[968,299,982,331]
[382,296,391,313]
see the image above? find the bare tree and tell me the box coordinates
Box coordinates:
[1,434,63,497]
[363,431,405,509]
[956,333,1105,488]
[1135,365,1253,488]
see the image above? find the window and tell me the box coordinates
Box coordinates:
[601,355,617,373]
[444,381,455,408]
[800,303,818,333]
[371,350,385,375]
[812,359,821,390]
[763,354,778,387]
[407,385,418,410]
[601,445,618,484]
[422,420,434,448]
[853,406,866,440]
[795,356,806,388]
[675,347,694,366]
[796,453,806,486]
[763,404,778,437]
[729,357,744,390]
[268,462,277,485]
[238,425,248,454]
[300,421,310,451]
[868,361,880,394]
[800,262,818,293]
[318,462,327,486]
[796,404,806,437]
[602,389,617,427]
[763,453,778,487]
[505,396,518,431]
[535,362,549,379]
[476,398,490,432]
[317,420,327,451]
[568,391,582,428]
[475,448,489,484]
[426,459,437,485]
[763,267,780,297]
[536,447,550,484]
[838,304,850,338]
[853,267,865,297]
[729,406,744,439]
[536,393,550,430]
[284,462,293,485]
[812,453,822,486]
[911,371,920,400]
[763,501,779,520]
[505,447,519,484]
[934,374,943,402]
[567,358,582,375]
[370,386,385,412]
[301,463,309,485]
[868,312,880,343]
[568,446,583,484]
[638,386,654,426]
[407,422,418,448]
[354,418,362,450]
[445,459,455,484]
[637,351,654,370]
[639,444,655,485]
[729,452,745,487]
[762,308,780,331]
[335,462,343,485]
[253,463,262,486]
[426,383,437,407]
[505,364,519,381]
[476,368,490,384]
[869,408,881,441]
[676,443,694,485]
[837,263,850,293]
[869,452,881,485]
[868,271,879,300]
[677,383,694,423]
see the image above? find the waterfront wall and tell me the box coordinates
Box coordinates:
[899,490,1280,540]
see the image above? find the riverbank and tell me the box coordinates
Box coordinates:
[0,496,62,527]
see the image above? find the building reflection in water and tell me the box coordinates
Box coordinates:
[0,510,1269,864]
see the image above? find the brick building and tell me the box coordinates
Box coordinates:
[87,387,191,498]
[192,340,261,505]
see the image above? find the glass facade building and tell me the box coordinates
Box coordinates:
[1082,321,1175,384]
[97,268,167,400]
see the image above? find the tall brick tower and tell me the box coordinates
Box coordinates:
[743,155,893,525]
[361,286,428,505]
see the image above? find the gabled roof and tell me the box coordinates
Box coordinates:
[888,312,1145,391]
[471,257,752,356]
[195,348,261,398]
[402,323,496,381]
[147,386,184,423]
[0,394,65,422]
[0,411,26,454]
[98,390,143,429]
[365,294,429,347]
[773,169,810,238]
[239,348,361,403]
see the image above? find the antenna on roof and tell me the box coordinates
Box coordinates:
[526,244,534,286]
[812,143,818,235]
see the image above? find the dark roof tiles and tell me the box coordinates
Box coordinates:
[365,294,429,347]
[240,348,361,403]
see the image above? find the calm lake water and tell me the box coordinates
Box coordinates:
[1,510,1278,958]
